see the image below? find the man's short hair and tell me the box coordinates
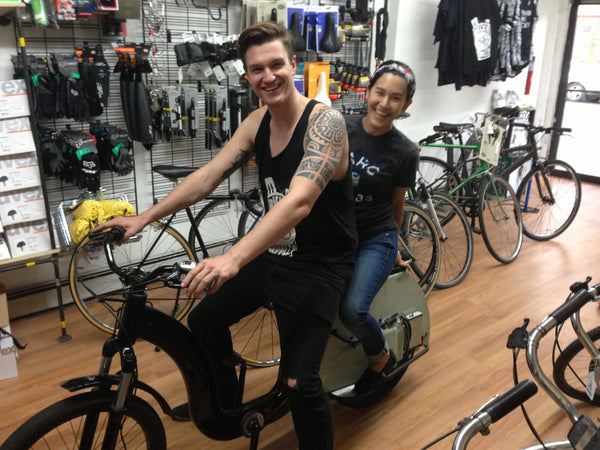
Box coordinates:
[237,22,295,68]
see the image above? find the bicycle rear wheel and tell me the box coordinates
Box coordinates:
[191,197,277,367]
[0,391,166,449]
[189,197,262,259]
[429,193,473,288]
[553,326,600,406]
[70,221,196,334]
[517,160,581,241]
[399,203,440,297]
[478,175,523,264]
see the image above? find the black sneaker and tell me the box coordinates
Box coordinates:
[171,403,191,422]
[353,349,397,396]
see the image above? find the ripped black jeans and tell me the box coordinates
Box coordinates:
[187,253,348,450]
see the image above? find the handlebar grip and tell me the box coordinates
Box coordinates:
[553,126,572,133]
[484,380,538,423]
[551,285,599,324]
[87,226,126,243]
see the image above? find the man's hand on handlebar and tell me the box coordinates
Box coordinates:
[181,253,241,299]
[92,215,146,245]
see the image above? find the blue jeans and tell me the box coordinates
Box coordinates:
[339,230,398,360]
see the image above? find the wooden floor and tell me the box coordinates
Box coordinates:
[1,182,600,449]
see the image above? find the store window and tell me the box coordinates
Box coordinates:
[556,3,600,181]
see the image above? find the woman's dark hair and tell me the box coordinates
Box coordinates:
[368,60,416,101]
[237,22,295,68]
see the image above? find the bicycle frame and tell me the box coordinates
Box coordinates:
[420,140,515,225]
[66,253,290,442]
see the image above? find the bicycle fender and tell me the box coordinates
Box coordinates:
[61,374,120,392]
[60,375,172,413]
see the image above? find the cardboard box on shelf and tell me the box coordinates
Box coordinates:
[0,117,36,157]
[4,219,52,257]
[0,284,18,380]
[0,186,46,225]
[0,152,42,193]
[0,79,30,120]
[0,234,10,260]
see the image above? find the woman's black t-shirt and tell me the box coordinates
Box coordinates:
[345,114,419,241]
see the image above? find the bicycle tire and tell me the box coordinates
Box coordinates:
[516,160,581,241]
[478,175,523,264]
[70,221,196,334]
[0,391,166,450]
[399,203,440,297]
[428,193,474,288]
[191,197,278,367]
[553,325,600,406]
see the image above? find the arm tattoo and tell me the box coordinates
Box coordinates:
[296,107,347,191]
[222,149,252,180]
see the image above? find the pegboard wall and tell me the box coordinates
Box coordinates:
[13,0,376,237]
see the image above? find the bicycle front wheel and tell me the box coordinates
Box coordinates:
[0,391,166,449]
[429,193,474,288]
[70,222,196,334]
[553,326,600,406]
[517,160,581,241]
[478,174,523,264]
[399,203,440,297]
[478,175,523,264]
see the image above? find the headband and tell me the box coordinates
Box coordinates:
[372,62,416,101]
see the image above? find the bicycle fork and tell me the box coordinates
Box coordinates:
[483,174,512,223]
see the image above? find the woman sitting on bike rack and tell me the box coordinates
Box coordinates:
[340,61,419,394]
[95,22,358,450]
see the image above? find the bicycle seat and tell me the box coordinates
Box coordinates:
[434,122,475,133]
[153,164,197,181]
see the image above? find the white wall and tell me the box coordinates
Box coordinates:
[382,0,569,155]
[1,0,571,318]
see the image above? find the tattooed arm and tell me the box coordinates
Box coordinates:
[180,105,350,298]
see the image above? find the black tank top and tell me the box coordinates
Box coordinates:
[254,100,357,277]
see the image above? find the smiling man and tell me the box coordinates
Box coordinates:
[95,22,357,449]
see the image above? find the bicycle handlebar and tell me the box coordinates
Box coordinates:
[526,281,600,426]
[452,380,538,450]
[511,122,572,135]
[88,226,186,289]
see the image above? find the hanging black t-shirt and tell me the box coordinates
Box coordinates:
[253,101,357,278]
[345,115,419,241]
